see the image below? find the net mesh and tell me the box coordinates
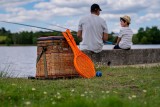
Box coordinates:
[74,54,95,78]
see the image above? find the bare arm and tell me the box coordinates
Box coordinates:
[77,30,82,41]
[116,37,121,45]
[102,32,108,41]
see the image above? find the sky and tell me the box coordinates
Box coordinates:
[0,0,160,34]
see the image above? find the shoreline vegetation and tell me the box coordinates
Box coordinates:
[0,65,160,107]
[0,26,160,46]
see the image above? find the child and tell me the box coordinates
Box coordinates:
[113,15,133,50]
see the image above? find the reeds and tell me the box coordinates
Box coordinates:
[0,64,15,78]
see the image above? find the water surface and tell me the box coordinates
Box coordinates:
[0,45,160,77]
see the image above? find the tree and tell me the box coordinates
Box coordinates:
[133,26,160,44]
[150,26,160,44]
[132,34,139,44]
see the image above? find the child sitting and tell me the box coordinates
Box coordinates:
[113,15,133,50]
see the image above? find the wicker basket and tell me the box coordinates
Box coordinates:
[36,36,79,79]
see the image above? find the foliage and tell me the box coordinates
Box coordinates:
[109,32,117,44]
[0,66,160,107]
[0,27,79,45]
[0,26,160,45]
[0,36,7,44]
[133,26,160,44]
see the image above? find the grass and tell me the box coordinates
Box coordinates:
[0,66,160,107]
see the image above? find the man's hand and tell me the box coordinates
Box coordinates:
[102,33,108,41]
[77,30,82,41]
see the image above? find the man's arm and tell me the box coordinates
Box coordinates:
[102,32,108,41]
[77,30,82,41]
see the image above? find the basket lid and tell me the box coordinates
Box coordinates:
[37,36,65,41]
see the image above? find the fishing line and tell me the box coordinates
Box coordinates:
[44,22,77,32]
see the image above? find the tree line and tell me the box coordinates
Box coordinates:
[0,26,160,45]
[132,26,160,44]
[0,28,78,45]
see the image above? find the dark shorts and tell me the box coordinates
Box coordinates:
[113,45,121,49]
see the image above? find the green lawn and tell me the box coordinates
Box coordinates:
[0,66,160,107]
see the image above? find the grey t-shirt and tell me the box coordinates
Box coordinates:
[78,14,108,53]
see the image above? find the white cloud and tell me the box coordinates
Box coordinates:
[147,0,160,13]
[46,19,79,32]
[0,0,40,8]
[0,0,160,33]
[107,0,148,9]
[1,0,159,23]
[50,0,107,8]
[102,0,149,14]
[101,14,122,22]
[17,27,41,32]
[5,7,25,13]
[136,13,160,24]
[65,19,79,31]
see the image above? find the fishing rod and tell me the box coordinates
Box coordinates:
[0,20,78,37]
[0,20,113,44]
[0,21,60,32]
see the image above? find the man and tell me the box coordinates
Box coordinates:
[77,3,108,53]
